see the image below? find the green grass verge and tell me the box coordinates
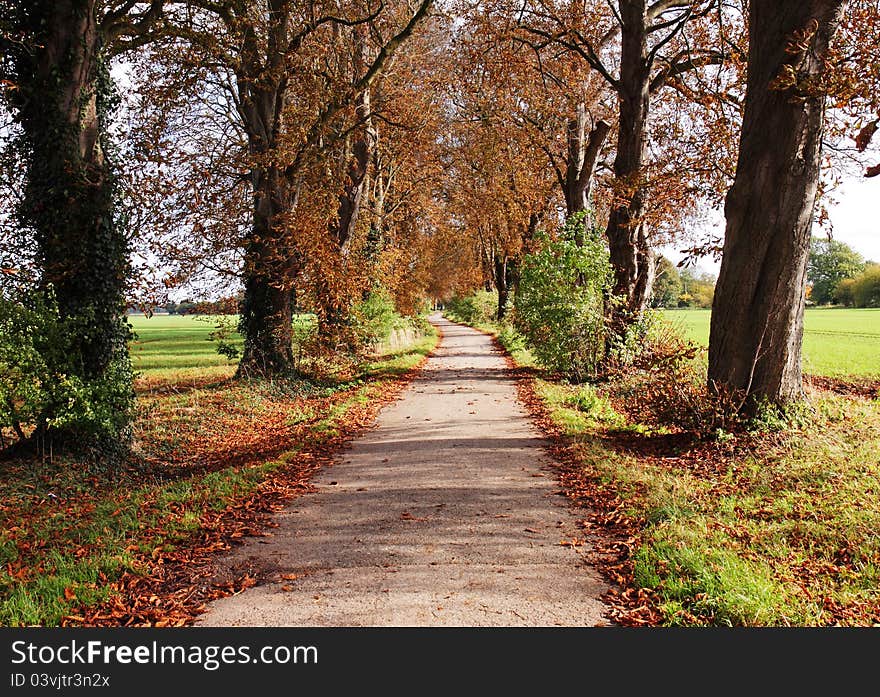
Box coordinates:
[0,324,438,626]
[466,315,880,626]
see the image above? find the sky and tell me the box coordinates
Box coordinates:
[662,173,879,276]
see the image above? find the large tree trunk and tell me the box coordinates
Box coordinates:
[12,0,133,447]
[708,0,847,404]
[237,169,298,376]
[605,0,655,334]
[236,57,299,375]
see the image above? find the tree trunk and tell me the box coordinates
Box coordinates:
[564,105,611,228]
[708,0,847,404]
[316,124,372,343]
[494,255,509,320]
[320,37,376,343]
[235,55,299,375]
[12,0,134,448]
[328,93,373,250]
[237,171,297,376]
[231,3,335,376]
[606,0,655,333]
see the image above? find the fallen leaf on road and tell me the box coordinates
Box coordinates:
[401,511,428,522]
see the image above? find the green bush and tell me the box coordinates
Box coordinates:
[513,212,612,381]
[0,290,134,453]
[350,289,411,349]
[852,264,880,308]
[445,290,498,326]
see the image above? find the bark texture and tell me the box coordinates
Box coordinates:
[605,0,656,333]
[708,0,847,403]
[235,11,299,376]
[564,104,611,224]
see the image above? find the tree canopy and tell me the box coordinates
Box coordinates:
[1,0,879,455]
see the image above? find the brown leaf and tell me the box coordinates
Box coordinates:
[63,587,76,601]
[855,119,879,152]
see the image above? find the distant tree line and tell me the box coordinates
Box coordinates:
[650,257,716,310]
[157,296,240,316]
[807,238,880,307]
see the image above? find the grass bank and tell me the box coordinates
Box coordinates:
[452,312,880,626]
[0,327,437,626]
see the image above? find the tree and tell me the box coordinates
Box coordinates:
[650,255,682,308]
[517,0,734,337]
[440,19,557,321]
[708,0,848,405]
[679,267,715,308]
[848,263,880,307]
[130,0,434,375]
[0,0,164,452]
[807,237,865,304]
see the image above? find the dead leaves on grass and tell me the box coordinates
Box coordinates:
[58,356,430,627]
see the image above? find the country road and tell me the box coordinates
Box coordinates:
[198,314,609,626]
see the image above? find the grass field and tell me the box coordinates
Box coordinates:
[128,314,243,378]
[662,308,880,378]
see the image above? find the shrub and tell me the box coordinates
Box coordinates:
[605,315,745,436]
[351,289,401,346]
[445,290,498,326]
[852,264,880,308]
[0,290,134,455]
[513,212,611,381]
[834,277,857,307]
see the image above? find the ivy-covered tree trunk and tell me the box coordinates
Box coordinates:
[708,0,847,404]
[9,0,134,451]
[237,171,297,377]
